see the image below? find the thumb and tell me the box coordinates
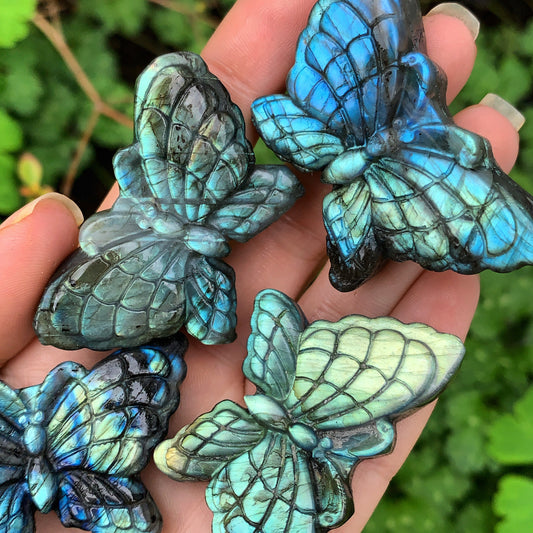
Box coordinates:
[0,193,83,363]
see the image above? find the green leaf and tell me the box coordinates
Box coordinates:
[445,426,488,475]
[25,84,80,144]
[93,114,133,149]
[520,20,533,56]
[0,154,22,214]
[402,467,470,515]
[17,152,42,188]
[149,5,213,52]
[254,138,284,166]
[494,475,533,533]
[496,55,532,103]
[150,9,193,48]
[455,502,495,533]
[77,0,148,36]
[0,39,43,116]
[364,498,450,533]
[0,108,23,153]
[488,386,533,465]
[0,0,37,48]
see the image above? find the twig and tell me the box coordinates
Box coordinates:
[148,0,218,28]
[62,107,100,196]
[32,13,133,129]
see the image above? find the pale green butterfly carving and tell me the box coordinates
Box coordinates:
[154,289,464,532]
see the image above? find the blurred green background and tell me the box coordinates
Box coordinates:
[0,1,532,531]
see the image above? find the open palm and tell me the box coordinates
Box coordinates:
[0,1,521,532]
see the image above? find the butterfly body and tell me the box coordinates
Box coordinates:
[252,0,533,291]
[0,337,187,532]
[155,289,464,532]
[35,52,302,350]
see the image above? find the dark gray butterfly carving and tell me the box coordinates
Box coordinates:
[34,52,303,350]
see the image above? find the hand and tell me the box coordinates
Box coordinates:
[0,1,521,531]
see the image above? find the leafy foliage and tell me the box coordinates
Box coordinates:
[0,108,23,213]
[0,0,37,48]
[0,1,532,531]
[488,386,533,465]
[493,476,533,533]
[0,1,224,218]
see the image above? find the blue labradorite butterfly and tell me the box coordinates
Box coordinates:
[34,52,303,350]
[252,0,533,291]
[0,335,186,533]
[154,289,464,532]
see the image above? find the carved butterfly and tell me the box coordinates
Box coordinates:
[252,0,533,291]
[154,289,464,532]
[34,52,303,350]
[0,335,187,533]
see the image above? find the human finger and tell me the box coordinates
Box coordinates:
[424,5,479,103]
[455,96,524,173]
[0,194,82,363]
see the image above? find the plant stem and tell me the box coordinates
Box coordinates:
[62,107,100,197]
[32,13,133,129]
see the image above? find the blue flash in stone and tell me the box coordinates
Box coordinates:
[252,0,533,291]
[0,336,186,533]
[154,289,465,532]
[34,52,303,350]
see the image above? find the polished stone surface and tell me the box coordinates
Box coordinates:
[155,289,464,532]
[0,335,186,532]
[252,0,533,290]
[35,52,302,350]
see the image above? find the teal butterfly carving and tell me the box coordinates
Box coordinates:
[34,52,303,350]
[0,335,187,533]
[154,289,464,532]
[252,0,533,290]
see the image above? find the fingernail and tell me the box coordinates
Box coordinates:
[479,93,526,131]
[1,192,84,229]
[427,3,480,41]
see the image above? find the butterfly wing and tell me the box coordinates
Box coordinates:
[243,289,307,402]
[207,432,318,533]
[34,202,189,350]
[365,123,533,273]
[251,0,423,171]
[333,52,533,277]
[57,472,160,533]
[182,255,237,345]
[0,484,34,533]
[0,384,32,533]
[323,179,387,290]
[46,341,186,474]
[122,51,254,222]
[154,400,265,481]
[207,165,303,242]
[289,315,464,430]
[41,342,186,532]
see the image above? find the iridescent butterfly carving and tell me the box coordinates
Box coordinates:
[154,289,464,532]
[34,52,303,350]
[0,335,186,533]
[252,0,533,291]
